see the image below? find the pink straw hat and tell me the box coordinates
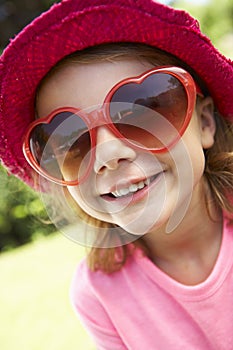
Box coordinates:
[0,0,232,187]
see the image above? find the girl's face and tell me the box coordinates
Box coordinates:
[36,59,215,235]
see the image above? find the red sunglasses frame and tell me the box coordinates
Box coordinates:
[23,66,203,186]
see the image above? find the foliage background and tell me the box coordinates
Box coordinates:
[173,0,233,59]
[0,166,55,251]
[0,0,59,251]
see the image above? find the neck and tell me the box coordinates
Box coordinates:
[142,181,223,285]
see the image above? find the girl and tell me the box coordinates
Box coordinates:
[0,1,233,349]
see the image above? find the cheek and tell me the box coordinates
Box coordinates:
[67,184,115,224]
[190,147,205,183]
[176,115,206,185]
[171,133,206,193]
[161,136,206,233]
[59,147,92,183]
[67,185,93,214]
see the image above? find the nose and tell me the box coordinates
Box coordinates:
[93,126,137,174]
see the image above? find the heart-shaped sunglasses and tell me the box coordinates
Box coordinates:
[23,66,202,186]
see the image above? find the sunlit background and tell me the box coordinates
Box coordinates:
[0,1,232,349]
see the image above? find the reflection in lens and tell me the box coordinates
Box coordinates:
[110,73,188,149]
[31,112,90,182]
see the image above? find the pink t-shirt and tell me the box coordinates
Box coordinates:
[70,218,233,350]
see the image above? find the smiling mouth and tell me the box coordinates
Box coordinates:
[102,173,162,200]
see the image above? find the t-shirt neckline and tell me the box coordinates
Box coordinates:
[134,217,233,301]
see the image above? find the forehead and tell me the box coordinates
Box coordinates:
[36,59,154,117]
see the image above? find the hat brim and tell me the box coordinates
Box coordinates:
[0,0,232,187]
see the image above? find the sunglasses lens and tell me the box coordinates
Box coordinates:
[29,111,91,182]
[110,73,188,149]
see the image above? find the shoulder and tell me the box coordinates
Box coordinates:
[69,259,131,349]
[69,256,135,330]
[70,258,100,317]
[70,257,121,305]
[70,257,97,300]
[70,249,143,303]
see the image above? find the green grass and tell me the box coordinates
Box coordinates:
[0,233,96,350]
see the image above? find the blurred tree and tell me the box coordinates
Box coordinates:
[173,0,233,58]
[0,3,57,251]
[0,0,60,48]
[0,166,55,252]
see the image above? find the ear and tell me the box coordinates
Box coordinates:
[197,96,216,149]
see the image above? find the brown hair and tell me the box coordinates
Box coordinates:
[38,43,233,273]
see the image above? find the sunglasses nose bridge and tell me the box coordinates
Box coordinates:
[87,105,109,128]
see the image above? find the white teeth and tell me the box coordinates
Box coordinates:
[119,187,130,196]
[111,179,149,198]
[129,184,138,192]
[137,181,145,189]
